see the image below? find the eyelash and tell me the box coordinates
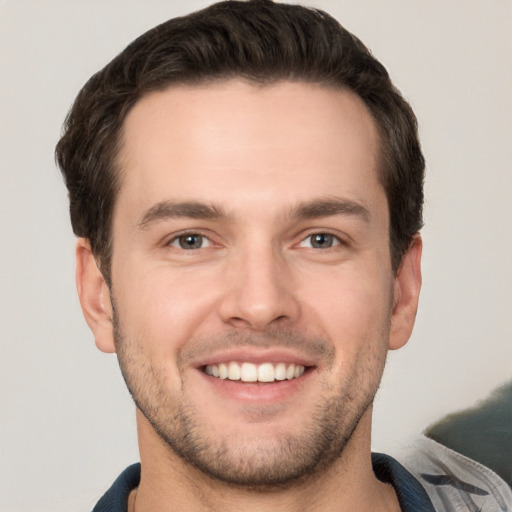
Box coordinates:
[298,232,343,249]
[166,231,344,251]
[167,232,213,250]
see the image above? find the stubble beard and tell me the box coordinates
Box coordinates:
[112,307,388,489]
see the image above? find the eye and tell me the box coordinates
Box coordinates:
[169,233,212,250]
[300,233,341,249]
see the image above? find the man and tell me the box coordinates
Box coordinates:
[55,1,511,510]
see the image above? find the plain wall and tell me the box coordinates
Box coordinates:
[1,1,511,510]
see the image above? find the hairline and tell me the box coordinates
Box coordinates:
[99,76,396,282]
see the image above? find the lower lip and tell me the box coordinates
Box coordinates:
[197,369,313,403]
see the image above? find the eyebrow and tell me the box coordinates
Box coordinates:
[137,200,226,229]
[137,196,370,230]
[291,198,370,222]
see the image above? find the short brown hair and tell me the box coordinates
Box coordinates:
[56,0,424,282]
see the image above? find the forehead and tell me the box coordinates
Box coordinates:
[116,79,384,219]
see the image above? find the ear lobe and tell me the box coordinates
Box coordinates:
[389,235,422,351]
[75,238,116,353]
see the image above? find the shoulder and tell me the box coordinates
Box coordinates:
[92,463,140,512]
[397,436,512,512]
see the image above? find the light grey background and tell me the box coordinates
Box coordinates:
[1,1,511,510]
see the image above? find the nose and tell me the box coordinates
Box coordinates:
[218,245,301,331]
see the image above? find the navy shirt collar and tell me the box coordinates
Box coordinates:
[373,453,436,511]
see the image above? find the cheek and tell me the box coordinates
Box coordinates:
[300,264,393,345]
[112,263,223,353]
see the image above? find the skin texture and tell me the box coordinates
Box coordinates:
[76,80,422,511]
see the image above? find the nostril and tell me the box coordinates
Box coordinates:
[218,272,301,330]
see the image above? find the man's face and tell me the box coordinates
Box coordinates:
[103,80,411,486]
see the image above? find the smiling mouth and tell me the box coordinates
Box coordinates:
[203,361,307,383]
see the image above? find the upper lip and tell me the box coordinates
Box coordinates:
[192,348,319,369]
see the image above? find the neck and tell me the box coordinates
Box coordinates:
[132,409,400,512]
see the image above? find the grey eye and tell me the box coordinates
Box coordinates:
[300,233,340,249]
[172,234,209,250]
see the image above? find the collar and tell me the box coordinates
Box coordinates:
[93,455,435,511]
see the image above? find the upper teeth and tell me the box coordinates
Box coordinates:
[204,362,305,383]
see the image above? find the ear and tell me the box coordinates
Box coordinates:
[75,238,116,353]
[389,235,422,350]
